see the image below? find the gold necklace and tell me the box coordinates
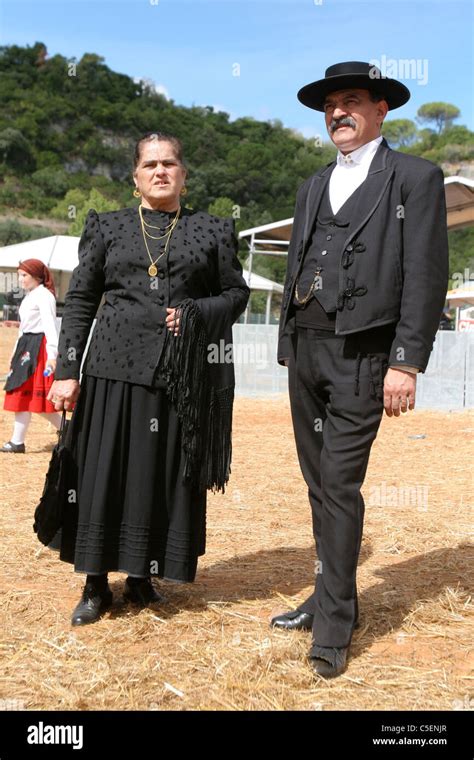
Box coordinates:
[140,206,180,240]
[142,226,176,241]
[294,267,323,305]
[139,205,180,240]
[141,211,178,232]
[138,205,181,277]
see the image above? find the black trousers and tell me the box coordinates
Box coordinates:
[288,322,396,649]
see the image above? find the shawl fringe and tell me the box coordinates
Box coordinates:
[204,385,234,493]
[158,299,233,493]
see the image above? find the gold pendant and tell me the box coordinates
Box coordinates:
[148,264,157,277]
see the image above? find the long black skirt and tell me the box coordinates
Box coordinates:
[53,373,207,582]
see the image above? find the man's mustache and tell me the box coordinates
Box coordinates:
[329,117,357,132]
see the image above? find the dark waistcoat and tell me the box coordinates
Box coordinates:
[293,181,366,328]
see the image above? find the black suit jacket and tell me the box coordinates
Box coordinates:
[278,138,449,371]
[55,206,250,386]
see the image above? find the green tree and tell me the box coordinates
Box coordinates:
[382,119,418,147]
[68,188,120,235]
[50,188,89,221]
[448,228,474,288]
[0,219,54,246]
[31,167,70,197]
[208,196,236,218]
[0,128,35,172]
[416,103,461,133]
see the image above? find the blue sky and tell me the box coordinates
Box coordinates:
[1,0,473,136]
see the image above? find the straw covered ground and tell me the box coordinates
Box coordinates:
[0,326,473,711]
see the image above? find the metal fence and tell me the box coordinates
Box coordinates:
[233,325,474,409]
[62,319,473,410]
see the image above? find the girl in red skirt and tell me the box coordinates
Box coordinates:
[2,259,64,453]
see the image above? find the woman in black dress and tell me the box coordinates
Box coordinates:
[47,131,249,626]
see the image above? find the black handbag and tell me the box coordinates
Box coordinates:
[33,410,77,546]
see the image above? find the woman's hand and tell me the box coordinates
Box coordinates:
[166,307,181,336]
[45,358,57,375]
[47,379,80,411]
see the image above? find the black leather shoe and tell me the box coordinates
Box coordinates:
[71,583,113,626]
[1,441,25,453]
[123,577,164,607]
[271,608,361,633]
[271,609,314,631]
[309,646,348,679]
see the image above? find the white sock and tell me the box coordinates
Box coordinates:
[11,412,32,444]
[39,412,62,431]
[11,412,62,444]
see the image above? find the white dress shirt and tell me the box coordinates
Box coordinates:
[329,135,383,214]
[15,284,59,362]
[329,134,419,374]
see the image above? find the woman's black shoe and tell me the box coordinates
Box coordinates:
[123,577,164,607]
[71,582,113,626]
[1,441,25,453]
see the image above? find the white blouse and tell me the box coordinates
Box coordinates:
[15,284,59,362]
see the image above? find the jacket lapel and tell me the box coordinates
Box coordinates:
[302,163,334,252]
[342,138,394,244]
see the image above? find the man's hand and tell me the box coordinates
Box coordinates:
[383,367,416,417]
[47,379,80,411]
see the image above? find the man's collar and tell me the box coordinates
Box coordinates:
[336,135,383,167]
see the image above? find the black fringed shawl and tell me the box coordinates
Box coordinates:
[158,298,234,494]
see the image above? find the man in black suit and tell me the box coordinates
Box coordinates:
[272,62,449,677]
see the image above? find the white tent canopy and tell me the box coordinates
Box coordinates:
[0,234,80,270]
[445,281,474,331]
[242,269,282,293]
[241,269,283,324]
[0,235,79,301]
[446,281,474,307]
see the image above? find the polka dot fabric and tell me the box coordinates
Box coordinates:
[55,207,250,386]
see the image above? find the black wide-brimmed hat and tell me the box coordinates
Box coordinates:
[297,61,411,112]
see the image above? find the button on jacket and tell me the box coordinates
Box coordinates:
[55,206,250,385]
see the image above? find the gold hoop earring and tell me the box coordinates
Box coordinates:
[180,186,187,197]
[133,188,141,198]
